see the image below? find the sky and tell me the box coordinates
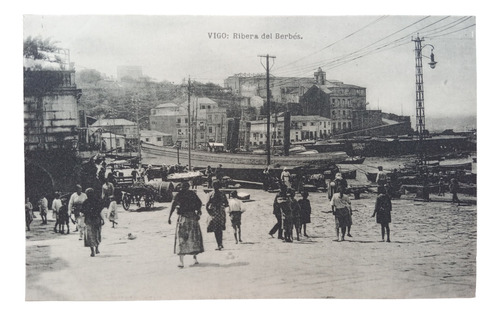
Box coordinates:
[23,15,477,129]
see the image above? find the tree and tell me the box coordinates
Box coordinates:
[24,36,63,64]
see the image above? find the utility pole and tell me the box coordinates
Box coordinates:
[187,76,192,171]
[258,54,276,166]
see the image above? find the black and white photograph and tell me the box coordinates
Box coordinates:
[10,2,497,311]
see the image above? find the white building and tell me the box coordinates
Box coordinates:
[247,115,332,147]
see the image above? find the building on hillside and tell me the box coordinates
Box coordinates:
[149,98,227,149]
[299,68,367,134]
[140,129,173,147]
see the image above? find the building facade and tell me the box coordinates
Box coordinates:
[300,68,367,134]
[246,115,331,147]
[140,129,173,147]
[24,69,84,151]
[149,98,227,149]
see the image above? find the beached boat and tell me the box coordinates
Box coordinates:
[141,142,349,170]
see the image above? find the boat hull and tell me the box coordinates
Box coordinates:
[141,143,348,169]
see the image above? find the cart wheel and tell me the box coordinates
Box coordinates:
[145,194,154,208]
[122,194,131,210]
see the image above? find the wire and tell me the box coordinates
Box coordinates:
[275,16,388,72]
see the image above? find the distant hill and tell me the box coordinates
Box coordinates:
[425,115,477,132]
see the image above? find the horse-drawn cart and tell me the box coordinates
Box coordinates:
[120,182,157,210]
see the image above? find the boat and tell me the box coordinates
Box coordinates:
[338,156,365,164]
[141,142,349,175]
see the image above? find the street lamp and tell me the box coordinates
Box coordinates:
[412,35,437,165]
[412,35,437,201]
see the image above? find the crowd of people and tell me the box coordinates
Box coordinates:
[29,159,475,266]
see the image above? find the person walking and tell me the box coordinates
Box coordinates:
[206,180,228,250]
[269,184,288,239]
[25,197,33,231]
[57,198,70,234]
[51,192,63,233]
[262,166,271,191]
[375,166,387,194]
[107,195,118,228]
[298,191,311,237]
[68,184,88,240]
[39,195,48,225]
[205,165,214,188]
[81,188,105,257]
[289,189,302,241]
[281,167,291,188]
[330,185,352,242]
[372,185,392,242]
[227,190,245,244]
[168,181,204,268]
[449,178,460,203]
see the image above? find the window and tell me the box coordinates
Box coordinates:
[177,118,181,123]
[209,127,213,133]
[178,129,182,135]
[207,105,211,109]
[302,123,306,126]
[343,110,346,116]
[145,138,150,142]
[208,114,212,121]
[310,122,314,126]
[201,105,205,109]
[348,122,352,129]
[157,137,162,142]
[185,118,188,123]
[343,122,346,129]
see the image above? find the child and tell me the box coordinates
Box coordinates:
[108,195,118,228]
[227,191,245,244]
[298,191,311,237]
[289,189,302,241]
[52,192,62,233]
[58,198,70,234]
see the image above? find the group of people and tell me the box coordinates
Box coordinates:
[269,185,312,242]
[167,179,245,268]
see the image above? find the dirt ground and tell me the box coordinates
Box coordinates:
[25,176,477,300]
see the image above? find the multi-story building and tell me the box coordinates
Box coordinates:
[149,97,227,149]
[300,68,367,134]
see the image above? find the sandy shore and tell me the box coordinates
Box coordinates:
[25,163,477,300]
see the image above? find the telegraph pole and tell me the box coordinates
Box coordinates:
[187,76,192,171]
[258,54,276,166]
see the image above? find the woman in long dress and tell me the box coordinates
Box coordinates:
[168,181,204,268]
[206,180,228,250]
[81,188,105,257]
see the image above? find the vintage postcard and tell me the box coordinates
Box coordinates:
[22,14,477,302]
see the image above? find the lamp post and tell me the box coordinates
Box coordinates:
[412,34,437,201]
[412,34,437,166]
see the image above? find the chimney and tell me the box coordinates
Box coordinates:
[314,67,326,85]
